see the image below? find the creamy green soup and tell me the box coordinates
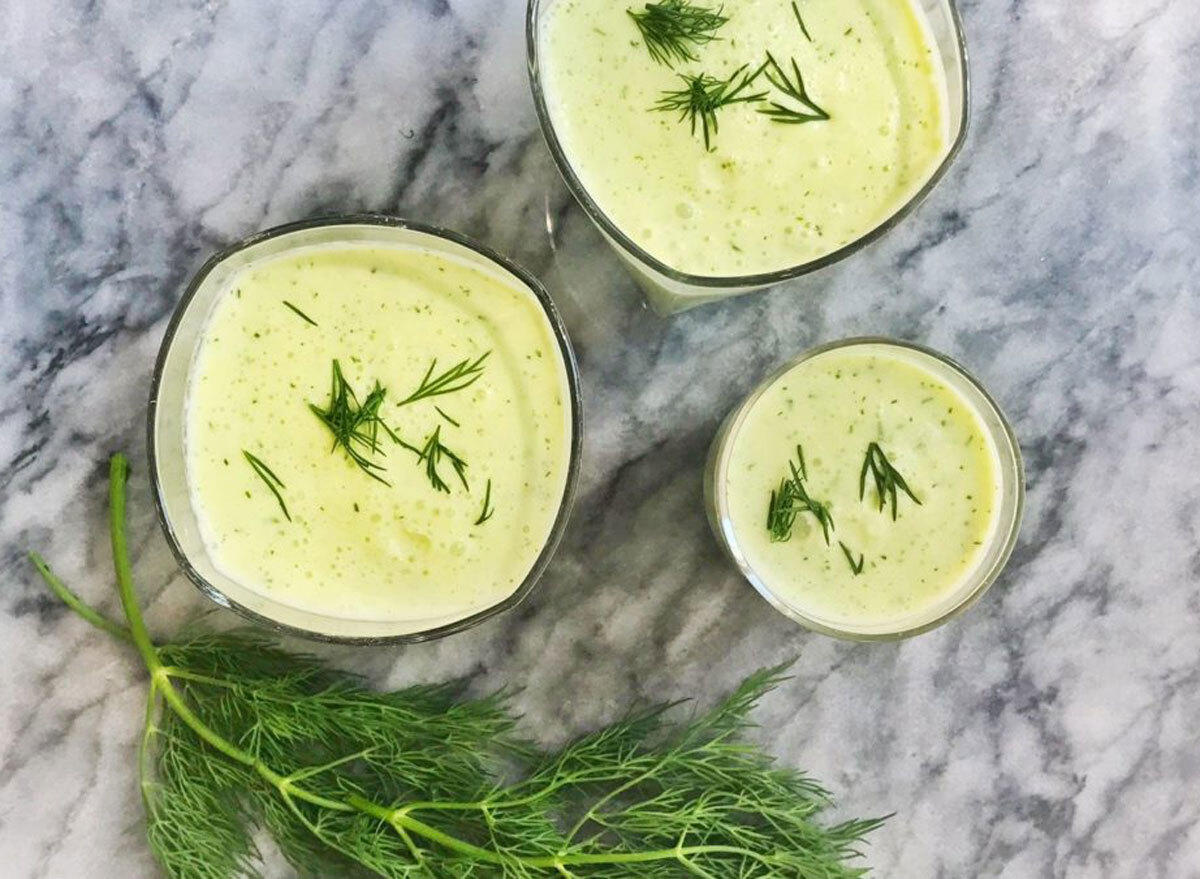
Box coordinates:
[720,343,1003,631]
[185,243,572,626]
[539,0,949,276]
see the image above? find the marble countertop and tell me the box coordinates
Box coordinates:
[2,1,1198,876]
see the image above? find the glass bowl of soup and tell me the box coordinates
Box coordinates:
[528,0,970,314]
[704,337,1022,639]
[149,215,582,643]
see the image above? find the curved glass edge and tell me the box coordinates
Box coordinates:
[147,214,584,645]
[704,337,1025,642]
[526,0,972,295]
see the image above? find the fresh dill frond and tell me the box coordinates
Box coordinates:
[860,441,922,520]
[627,0,728,67]
[475,478,494,525]
[30,453,890,879]
[309,359,401,485]
[282,299,319,326]
[791,442,808,480]
[839,541,864,575]
[757,51,830,124]
[399,352,490,406]
[242,450,291,521]
[654,62,768,150]
[766,444,835,544]
[792,0,813,42]
[434,405,460,426]
[414,425,469,493]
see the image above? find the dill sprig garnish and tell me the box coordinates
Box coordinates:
[791,0,813,42]
[860,441,922,520]
[414,425,469,493]
[399,352,490,407]
[242,451,290,521]
[475,478,495,525]
[309,359,401,485]
[766,444,835,544]
[654,62,768,150]
[29,456,888,879]
[435,405,460,426]
[839,541,864,575]
[757,51,830,124]
[282,300,318,326]
[627,0,728,67]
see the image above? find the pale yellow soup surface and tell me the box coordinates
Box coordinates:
[185,243,572,624]
[723,345,1002,630]
[539,0,949,277]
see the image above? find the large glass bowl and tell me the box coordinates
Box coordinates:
[527,0,970,314]
[148,215,583,644]
[704,337,1023,640]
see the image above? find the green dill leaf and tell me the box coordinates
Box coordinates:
[653,62,768,150]
[309,359,402,485]
[282,300,319,326]
[474,478,494,525]
[414,425,469,494]
[792,0,813,42]
[766,444,835,543]
[838,541,864,575]
[144,709,259,879]
[757,51,830,125]
[627,0,728,67]
[434,405,460,427]
[859,441,922,520]
[399,352,490,407]
[243,450,291,521]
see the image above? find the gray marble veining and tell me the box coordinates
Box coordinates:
[2,0,1199,876]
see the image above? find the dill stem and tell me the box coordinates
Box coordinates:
[27,552,132,643]
[108,455,159,673]
[563,755,673,845]
[138,680,160,812]
[104,454,352,815]
[398,756,658,816]
[107,456,256,772]
[549,846,782,869]
[158,667,241,688]
[373,760,791,871]
[351,797,784,871]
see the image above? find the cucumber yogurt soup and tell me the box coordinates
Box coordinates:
[538,0,951,276]
[184,242,573,627]
[710,341,1018,636]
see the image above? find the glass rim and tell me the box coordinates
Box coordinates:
[706,336,1024,641]
[525,0,972,289]
[146,213,584,645]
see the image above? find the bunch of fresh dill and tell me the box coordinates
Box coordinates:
[30,454,885,879]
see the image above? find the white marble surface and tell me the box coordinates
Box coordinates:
[2,1,1199,876]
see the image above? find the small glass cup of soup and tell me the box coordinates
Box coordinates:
[705,338,1023,640]
[150,216,582,643]
[528,0,969,314]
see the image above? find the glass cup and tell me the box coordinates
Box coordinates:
[704,337,1023,640]
[526,0,971,315]
[148,215,583,643]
